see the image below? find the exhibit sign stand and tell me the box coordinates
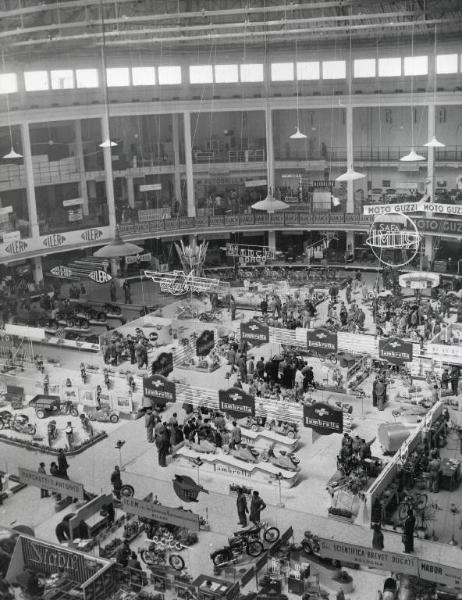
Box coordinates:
[18,467,85,500]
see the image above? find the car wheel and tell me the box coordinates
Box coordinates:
[109,414,119,423]
[36,409,46,419]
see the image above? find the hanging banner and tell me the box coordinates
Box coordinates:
[18,467,84,499]
[378,337,413,365]
[303,402,343,435]
[306,328,337,355]
[415,217,462,235]
[240,321,269,346]
[196,330,215,356]
[151,352,174,377]
[121,497,200,531]
[218,387,255,418]
[143,374,176,405]
[88,270,112,284]
[363,202,462,217]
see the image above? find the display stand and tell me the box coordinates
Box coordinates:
[227,423,300,452]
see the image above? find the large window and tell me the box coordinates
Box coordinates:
[354,58,376,78]
[240,63,264,83]
[106,68,130,87]
[271,62,294,81]
[24,71,49,91]
[158,66,182,85]
[76,69,99,88]
[132,67,156,85]
[378,57,401,77]
[50,70,74,89]
[190,65,213,84]
[404,56,428,76]
[322,60,346,79]
[436,54,458,74]
[214,64,238,83]
[0,73,17,94]
[296,61,320,80]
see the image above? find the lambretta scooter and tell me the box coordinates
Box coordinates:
[223,443,259,463]
[260,443,300,471]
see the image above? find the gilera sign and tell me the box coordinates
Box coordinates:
[218,387,255,419]
[18,467,84,499]
[303,402,343,435]
[378,337,413,365]
[143,374,176,406]
[306,328,337,356]
[121,496,200,531]
[240,321,269,346]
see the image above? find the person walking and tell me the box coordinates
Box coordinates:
[402,509,416,553]
[372,523,384,550]
[111,465,122,499]
[249,491,266,525]
[57,449,69,480]
[145,408,155,443]
[236,488,249,527]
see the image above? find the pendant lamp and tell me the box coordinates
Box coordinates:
[400,149,426,162]
[289,39,307,140]
[424,26,445,149]
[290,127,307,140]
[98,0,117,149]
[424,136,445,148]
[1,52,22,160]
[93,227,143,258]
[251,188,289,213]
[336,166,365,182]
[3,147,23,160]
[99,139,117,148]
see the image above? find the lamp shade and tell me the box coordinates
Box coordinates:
[336,167,365,182]
[251,188,289,213]
[3,146,23,159]
[289,126,307,140]
[93,229,143,258]
[424,136,445,148]
[99,139,117,148]
[400,148,426,162]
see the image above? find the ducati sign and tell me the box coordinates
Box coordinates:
[303,402,343,435]
[218,387,255,418]
[378,337,413,365]
[88,270,112,284]
[143,374,176,406]
[307,328,337,355]
[240,321,269,346]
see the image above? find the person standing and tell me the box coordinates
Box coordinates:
[65,422,74,451]
[158,423,170,467]
[0,472,3,505]
[111,465,122,499]
[110,280,117,303]
[428,450,441,493]
[230,421,241,450]
[372,523,384,550]
[229,296,236,321]
[123,280,132,304]
[145,408,155,443]
[50,462,61,500]
[249,490,266,525]
[58,449,69,480]
[236,488,249,527]
[402,509,416,553]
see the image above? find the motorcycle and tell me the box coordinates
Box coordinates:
[0,411,36,435]
[211,530,265,567]
[47,420,58,446]
[185,439,216,454]
[233,523,280,545]
[140,542,185,571]
[261,443,300,472]
[301,530,341,567]
[88,408,119,424]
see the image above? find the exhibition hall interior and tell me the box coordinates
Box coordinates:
[3,1,462,599]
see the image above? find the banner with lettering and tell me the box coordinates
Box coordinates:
[378,337,413,365]
[306,328,338,356]
[240,320,269,346]
[143,374,176,406]
[303,402,343,435]
[18,467,84,499]
[218,387,255,419]
[363,202,462,217]
[121,496,200,531]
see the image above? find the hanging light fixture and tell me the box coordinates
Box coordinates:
[400,24,425,162]
[289,39,307,139]
[98,0,117,149]
[1,52,22,160]
[424,26,445,148]
[336,10,365,182]
[251,187,289,213]
[93,226,143,258]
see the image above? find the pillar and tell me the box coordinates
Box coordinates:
[101,116,117,233]
[20,123,39,239]
[33,256,43,287]
[345,105,355,213]
[183,111,196,217]
[74,119,89,216]
[268,231,276,253]
[265,106,275,189]
[127,176,135,208]
[172,113,182,209]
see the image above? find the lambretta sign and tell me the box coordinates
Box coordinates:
[18,467,84,499]
[378,337,413,365]
[303,402,343,435]
[240,321,269,346]
[143,374,176,405]
[306,328,337,355]
[219,387,255,418]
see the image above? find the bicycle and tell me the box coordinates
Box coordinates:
[398,492,428,520]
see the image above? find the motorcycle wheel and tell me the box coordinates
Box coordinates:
[169,554,185,571]
[212,551,229,567]
[140,550,156,566]
[25,424,36,435]
[120,484,135,498]
[263,527,280,543]
[246,540,264,557]
[110,414,119,423]
[70,407,79,417]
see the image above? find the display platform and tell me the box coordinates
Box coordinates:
[174,446,300,488]
[226,422,299,452]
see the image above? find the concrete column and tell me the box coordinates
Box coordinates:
[183,111,196,217]
[101,116,117,233]
[20,123,39,239]
[268,230,276,252]
[127,176,135,208]
[265,106,275,189]
[74,119,89,216]
[423,104,436,269]
[345,105,354,213]
[33,256,43,287]
[172,114,182,209]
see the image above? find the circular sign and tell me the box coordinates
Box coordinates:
[366,213,421,268]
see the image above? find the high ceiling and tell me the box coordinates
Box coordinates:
[1,0,462,58]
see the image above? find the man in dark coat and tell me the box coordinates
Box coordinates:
[236,488,249,527]
[157,423,170,467]
[58,449,69,479]
[249,490,266,525]
[402,509,416,553]
[111,465,122,499]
